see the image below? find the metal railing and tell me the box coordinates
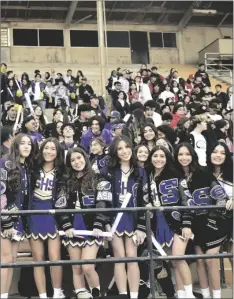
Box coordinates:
[1,205,233,298]
[204,52,233,84]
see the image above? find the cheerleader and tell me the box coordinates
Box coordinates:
[1,133,34,299]
[61,147,106,298]
[148,146,189,298]
[140,123,158,151]
[96,136,149,298]
[90,137,109,174]
[134,144,149,168]
[27,138,65,299]
[174,142,231,299]
[208,142,233,268]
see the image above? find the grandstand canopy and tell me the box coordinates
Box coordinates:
[1,1,233,27]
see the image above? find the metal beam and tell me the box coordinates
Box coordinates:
[138,1,154,23]
[178,2,195,31]
[107,1,117,20]
[65,1,79,24]
[0,5,188,14]
[217,13,229,27]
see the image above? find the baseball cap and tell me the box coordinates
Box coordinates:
[111,111,120,118]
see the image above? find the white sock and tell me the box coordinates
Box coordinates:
[75,288,87,294]
[184,284,195,298]
[119,291,128,294]
[39,293,47,298]
[53,288,62,297]
[1,294,8,299]
[177,290,186,298]
[212,289,221,298]
[201,287,211,298]
[130,292,138,298]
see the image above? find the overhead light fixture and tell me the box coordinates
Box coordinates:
[192,9,217,14]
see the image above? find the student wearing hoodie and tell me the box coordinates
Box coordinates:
[80,116,112,152]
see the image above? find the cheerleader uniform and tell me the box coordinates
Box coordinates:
[1,158,30,241]
[181,168,229,251]
[217,175,233,242]
[149,169,191,248]
[61,186,104,248]
[95,166,149,237]
[27,168,60,240]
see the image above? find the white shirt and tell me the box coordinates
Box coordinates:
[140,83,152,104]
[151,112,162,127]
[119,78,129,94]
[190,131,207,166]
[159,91,175,102]
[34,82,41,100]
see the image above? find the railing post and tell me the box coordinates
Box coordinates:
[204,53,207,72]
[145,210,155,298]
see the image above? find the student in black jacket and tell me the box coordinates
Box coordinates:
[174,142,231,299]
[78,77,94,103]
[194,63,211,87]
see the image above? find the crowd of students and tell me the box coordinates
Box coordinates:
[0,62,233,299]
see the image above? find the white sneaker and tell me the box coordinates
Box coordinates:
[53,290,66,298]
[76,289,93,299]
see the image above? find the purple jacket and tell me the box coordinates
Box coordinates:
[81,128,112,152]
[29,131,44,143]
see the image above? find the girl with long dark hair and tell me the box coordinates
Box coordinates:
[1,134,35,299]
[134,144,149,168]
[61,147,104,298]
[140,123,158,151]
[174,142,231,299]
[148,145,191,298]
[27,138,66,299]
[96,136,149,299]
[207,142,233,270]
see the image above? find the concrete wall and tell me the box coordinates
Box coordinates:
[1,21,232,66]
[219,38,233,54]
[182,27,233,64]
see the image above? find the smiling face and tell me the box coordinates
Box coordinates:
[91,120,100,135]
[42,141,57,163]
[177,146,192,168]
[151,149,167,171]
[211,145,226,166]
[137,146,149,162]
[90,140,103,155]
[70,152,86,172]
[19,136,32,158]
[144,126,156,141]
[117,140,132,163]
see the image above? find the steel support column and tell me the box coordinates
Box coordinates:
[97,0,106,96]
